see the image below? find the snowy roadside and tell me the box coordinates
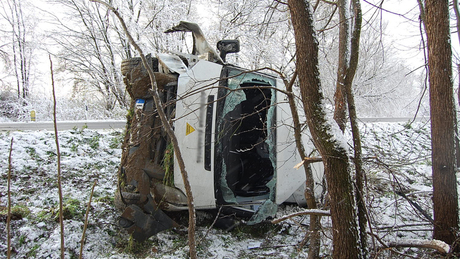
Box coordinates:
[0,121,444,258]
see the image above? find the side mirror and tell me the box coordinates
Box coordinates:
[217,40,240,62]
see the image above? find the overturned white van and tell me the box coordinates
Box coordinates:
[116,21,323,241]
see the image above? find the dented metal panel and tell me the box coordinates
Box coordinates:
[157,53,188,74]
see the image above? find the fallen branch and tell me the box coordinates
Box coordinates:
[271,209,331,224]
[395,190,433,224]
[248,244,297,250]
[369,232,449,257]
[79,180,97,259]
[7,138,13,259]
[387,239,450,254]
[375,223,432,230]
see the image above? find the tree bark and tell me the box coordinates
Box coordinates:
[452,0,460,175]
[345,0,367,254]
[288,0,361,258]
[424,0,459,246]
[333,0,349,132]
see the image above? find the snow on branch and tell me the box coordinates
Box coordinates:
[293,156,323,169]
[271,209,331,224]
[387,239,450,254]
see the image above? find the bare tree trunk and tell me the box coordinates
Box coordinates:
[345,0,367,255]
[329,1,367,251]
[7,0,30,99]
[424,0,459,247]
[452,0,460,172]
[13,0,29,99]
[333,0,348,131]
[288,0,361,258]
[284,71,321,259]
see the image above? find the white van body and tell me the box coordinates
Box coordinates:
[165,57,323,222]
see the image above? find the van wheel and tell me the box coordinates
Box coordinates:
[121,56,159,76]
[114,189,141,210]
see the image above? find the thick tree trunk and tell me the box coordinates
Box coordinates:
[288,0,361,258]
[424,0,459,246]
[452,0,460,176]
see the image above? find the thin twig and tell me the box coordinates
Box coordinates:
[197,206,223,246]
[271,209,331,224]
[79,180,97,259]
[7,138,13,259]
[362,0,418,22]
[50,54,65,259]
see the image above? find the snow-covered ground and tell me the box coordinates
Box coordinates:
[0,121,444,258]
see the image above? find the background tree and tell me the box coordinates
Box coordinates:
[0,0,38,99]
[48,0,197,111]
[51,0,129,110]
[210,0,295,75]
[418,0,459,246]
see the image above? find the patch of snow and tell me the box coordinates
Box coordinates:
[0,122,444,258]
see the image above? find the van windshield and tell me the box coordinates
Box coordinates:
[215,67,277,207]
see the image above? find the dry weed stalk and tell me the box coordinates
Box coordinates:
[50,54,65,259]
[7,138,13,259]
[79,180,97,259]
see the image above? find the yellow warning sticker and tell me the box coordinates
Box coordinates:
[186,123,195,136]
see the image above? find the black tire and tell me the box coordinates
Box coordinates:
[121,56,159,76]
[114,189,141,210]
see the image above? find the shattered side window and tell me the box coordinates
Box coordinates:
[215,67,277,209]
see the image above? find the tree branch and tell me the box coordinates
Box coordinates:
[322,0,338,5]
[387,239,450,254]
[272,209,331,224]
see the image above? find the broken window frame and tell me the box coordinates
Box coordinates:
[214,65,278,222]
